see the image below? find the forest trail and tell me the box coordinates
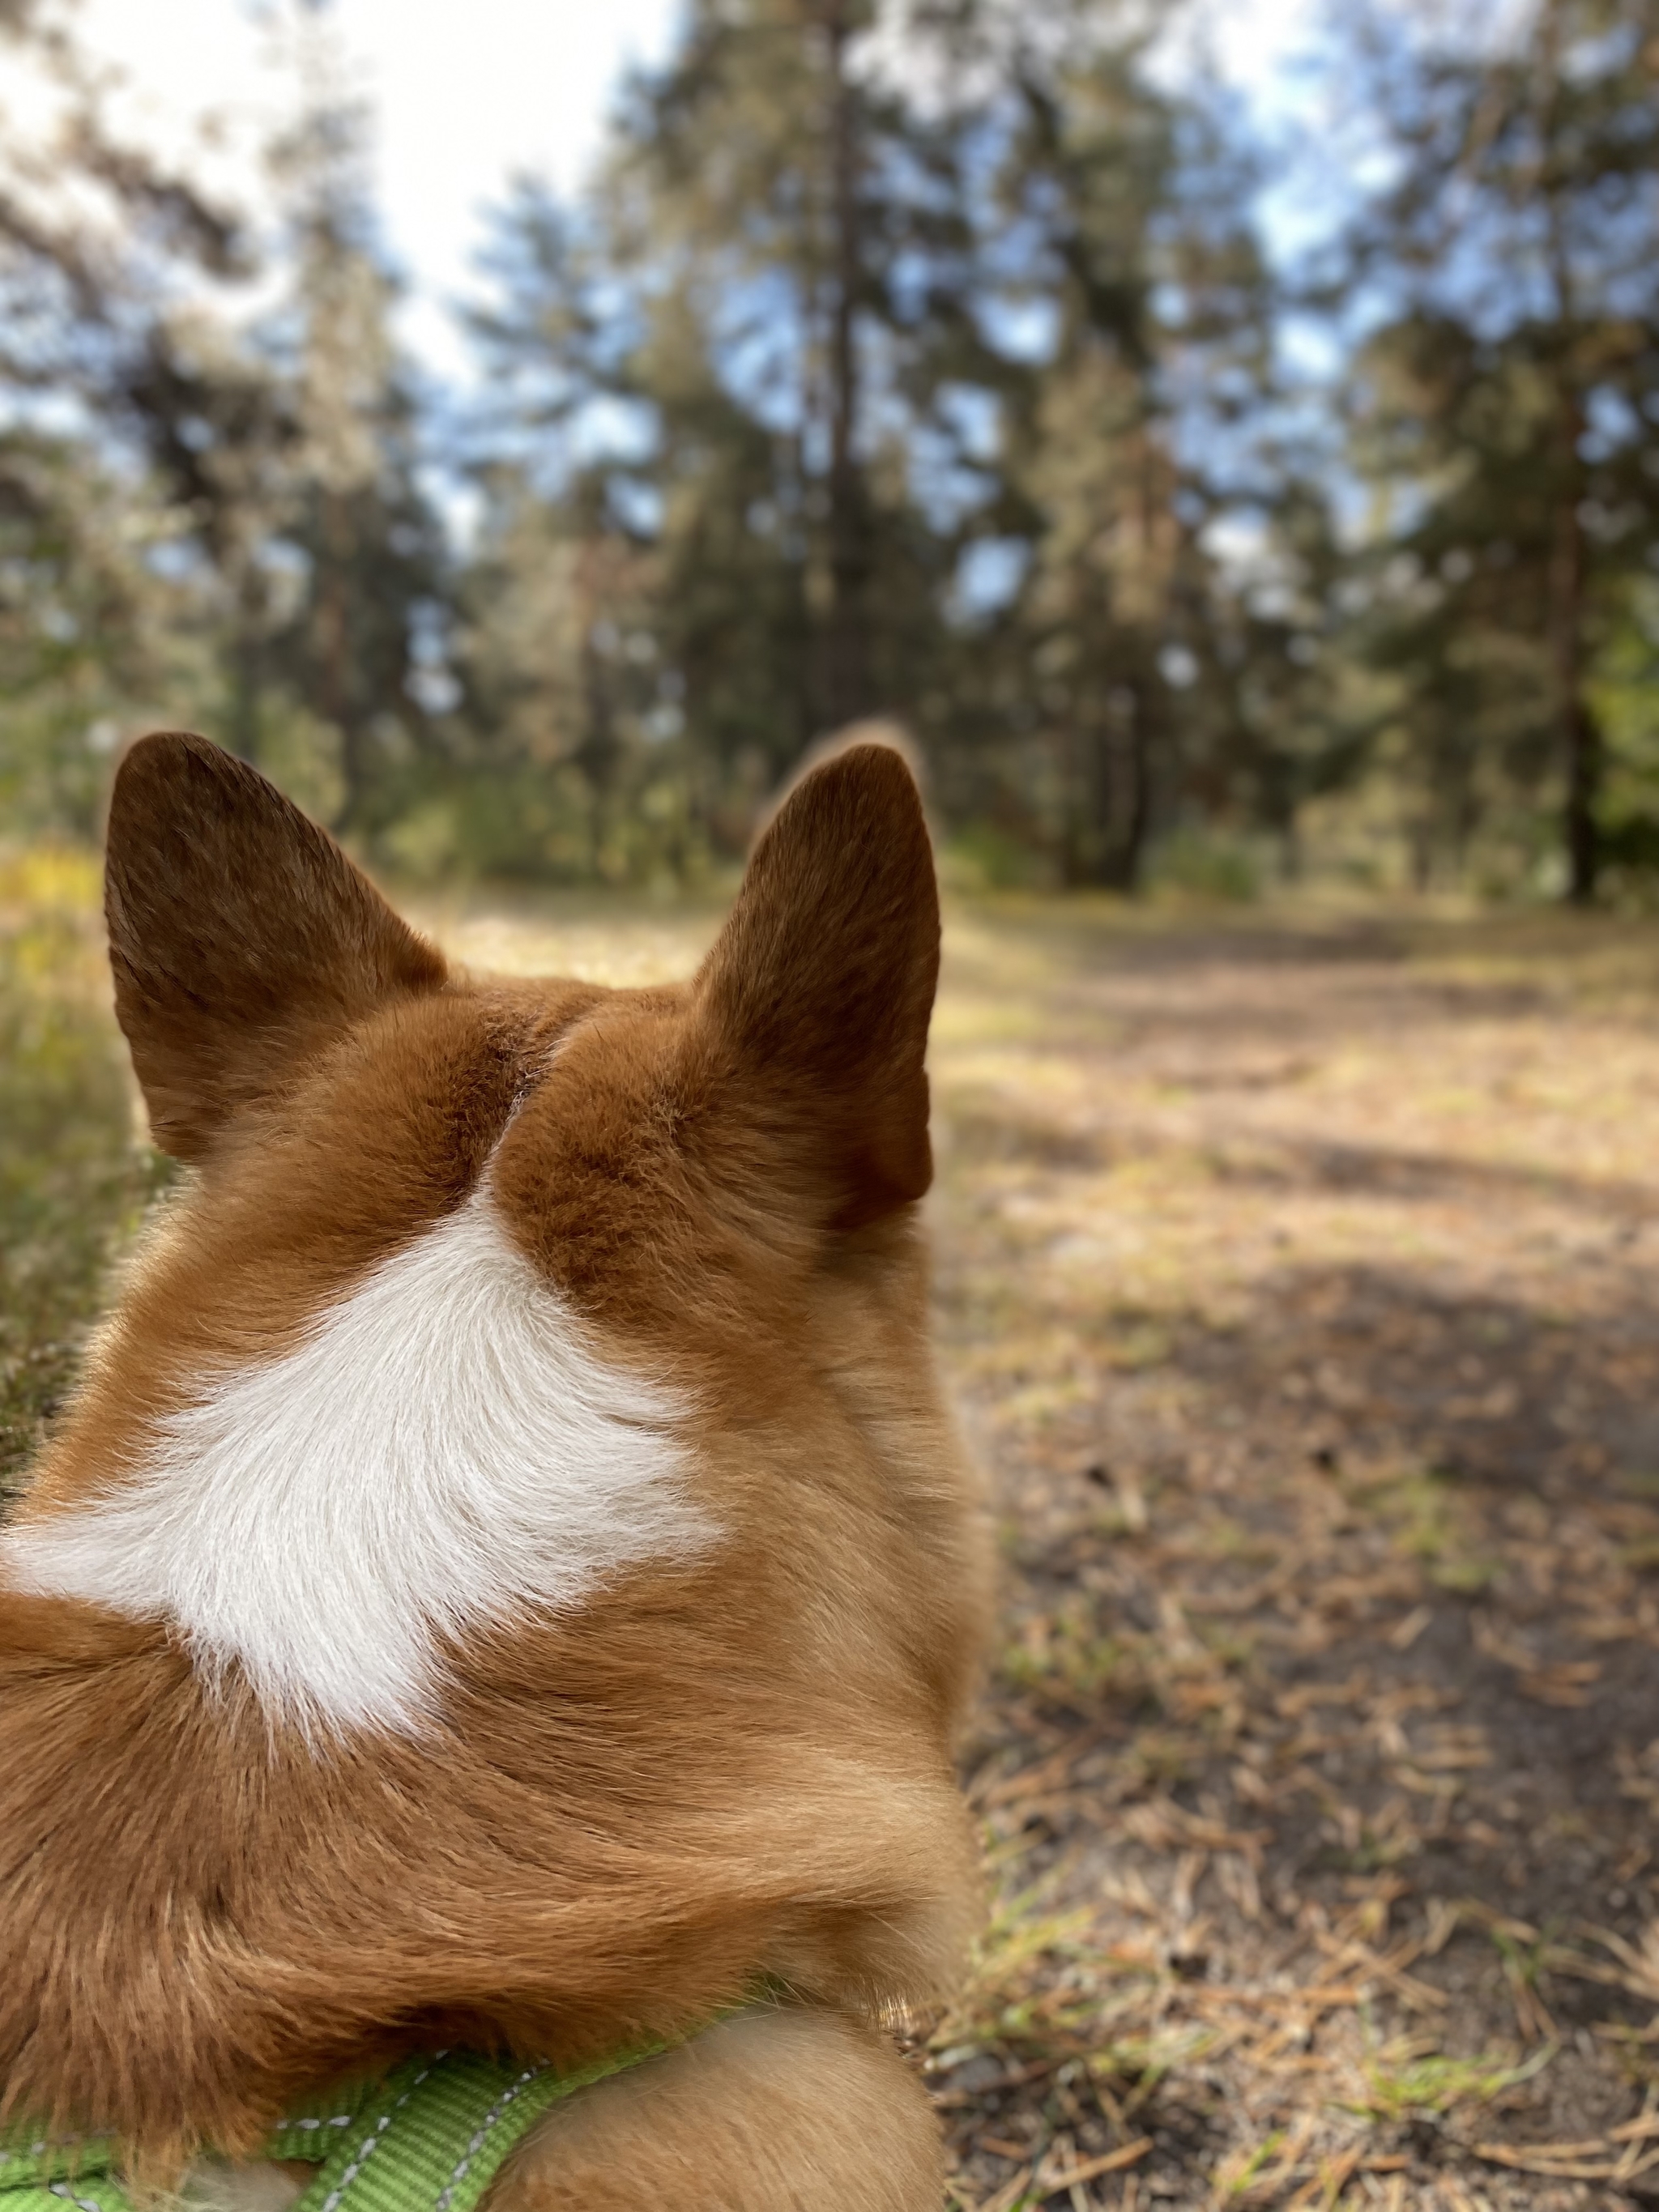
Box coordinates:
[9,877,1659,2206]
[924,902,1659,2210]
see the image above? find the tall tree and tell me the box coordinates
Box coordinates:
[610,0,889,736]
[941,0,1277,886]
[258,9,450,833]
[0,0,265,829]
[460,182,814,873]
[463,0,1004,850]
[1331,0,1659,901]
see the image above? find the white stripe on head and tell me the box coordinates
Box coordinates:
[2,1189,713,1737]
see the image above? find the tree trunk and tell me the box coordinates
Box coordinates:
[1545,375,1601,905]
[318,487,372,829]
[1537,0,1599,906]
[1550,392,1599,905]
[1064,684,1152,891]
[820,0,871,731]
[1102,681,1153,892]
[228,560,265,766]
[1565,696,1603,905]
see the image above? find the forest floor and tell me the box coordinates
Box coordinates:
[7,862,1659,2210]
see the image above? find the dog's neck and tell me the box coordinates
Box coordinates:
[0,1573,977,2174]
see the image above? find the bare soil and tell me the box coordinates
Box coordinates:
[924,902,1659,2210]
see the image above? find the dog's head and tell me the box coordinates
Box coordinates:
[10,728,978,1740]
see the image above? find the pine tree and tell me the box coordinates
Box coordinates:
[948,0,1277,886]
[1331,0,1659,900]
[463,0,1000,860]
[0,0,262,830]
[258,6,449,835]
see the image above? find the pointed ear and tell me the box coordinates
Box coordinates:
[104,731,447,1161]
[692,737,940,1232]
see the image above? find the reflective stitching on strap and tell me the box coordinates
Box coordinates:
[431,2073,539,2212]
[48,2184,104,2212]
[315,2065,437,2212]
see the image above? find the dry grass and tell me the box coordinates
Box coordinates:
[922,899,1659,2212]
[10,872,1659,2206]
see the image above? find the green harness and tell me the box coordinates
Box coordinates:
[0,2044,666,2212]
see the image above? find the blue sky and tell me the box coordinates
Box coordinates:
[68,0,684,376]
[56,0,1324,384]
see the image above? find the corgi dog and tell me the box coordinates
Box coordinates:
[0,731,989,2212]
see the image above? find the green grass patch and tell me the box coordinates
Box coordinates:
[1346,2037,1555,2124]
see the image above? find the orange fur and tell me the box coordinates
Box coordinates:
[0,731,990,2206]
[499,2006,945,2212]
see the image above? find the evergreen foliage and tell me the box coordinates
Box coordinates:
[2,0,1657,897]
[1324,0,1659,898]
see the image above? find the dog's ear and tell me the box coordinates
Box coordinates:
[690,737,940,1231]
[104,731,447,1161]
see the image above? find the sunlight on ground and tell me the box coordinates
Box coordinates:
[407,887,728,990]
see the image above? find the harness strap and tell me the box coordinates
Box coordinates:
[0,2040,671,2212]
[284,2048,666,2212]
[0,2133,130,2212]
[0,2125,122,2212]
[0,2161,127,2212]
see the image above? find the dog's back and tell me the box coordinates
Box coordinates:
[0,732,988,2210]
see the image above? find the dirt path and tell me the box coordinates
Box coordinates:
[925,904,1659,2210]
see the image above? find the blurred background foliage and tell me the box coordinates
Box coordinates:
[2,0,1658,901]
[0,846,170,1482]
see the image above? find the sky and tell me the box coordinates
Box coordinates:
[59,0,1323,383]
[70,0,684,377]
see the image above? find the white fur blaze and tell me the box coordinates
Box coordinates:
[1,1191,714,1736]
